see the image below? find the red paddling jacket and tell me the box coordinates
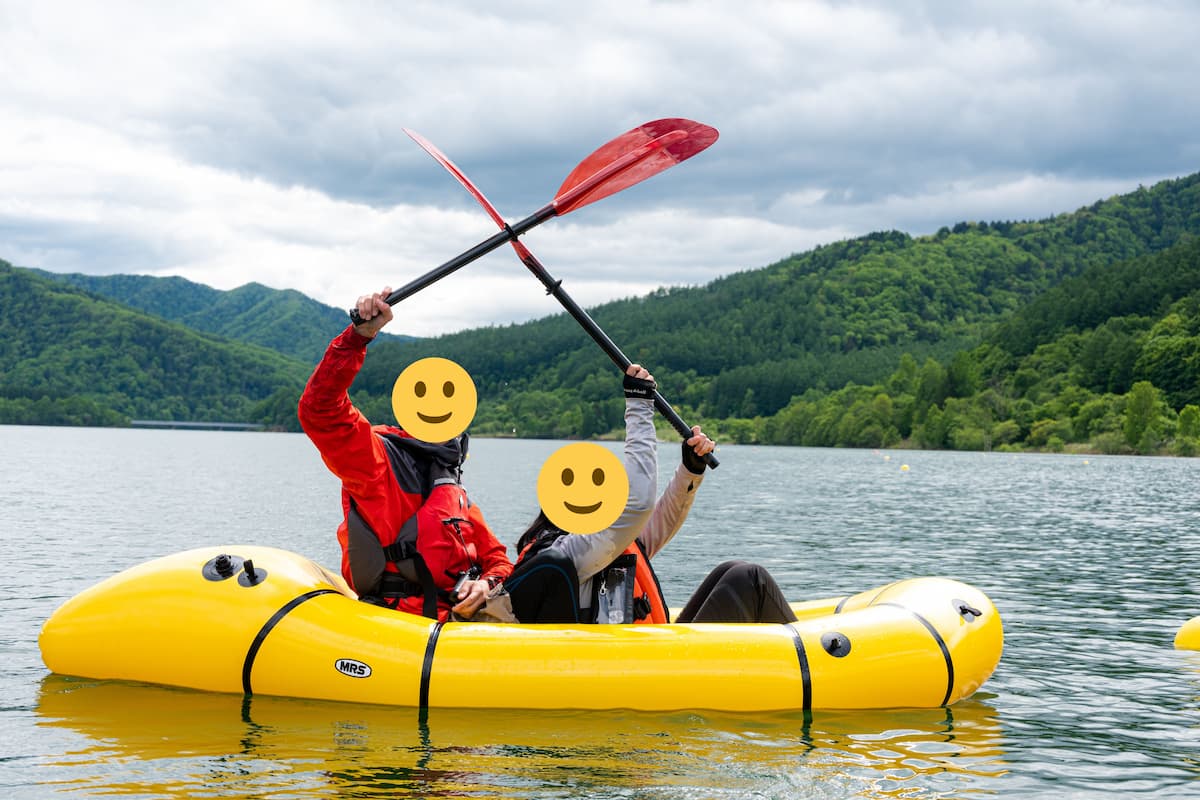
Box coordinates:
[298,326,512,620]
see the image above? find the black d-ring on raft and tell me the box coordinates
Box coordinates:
[821,631,852,657]
[238,559,268,587]
[954,599,983,621]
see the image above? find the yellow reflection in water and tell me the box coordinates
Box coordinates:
[36,675,1006,799]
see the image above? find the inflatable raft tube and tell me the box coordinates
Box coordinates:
[1176,616,1200,649]
[39,546,1003,712]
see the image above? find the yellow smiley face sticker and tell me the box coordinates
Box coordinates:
[536,443,629,534]
[390,357,477,443]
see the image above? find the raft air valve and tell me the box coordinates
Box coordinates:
[201,553,269,585]
[202,553,245,581]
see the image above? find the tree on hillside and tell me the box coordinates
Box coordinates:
[1124,381,1167,453]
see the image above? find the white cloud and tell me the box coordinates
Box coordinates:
[3,0,1199,337]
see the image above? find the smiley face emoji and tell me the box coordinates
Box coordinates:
[390,357,477,443]
[536,442,629,534]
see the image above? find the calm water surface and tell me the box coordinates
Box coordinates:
[3,425,1200,798]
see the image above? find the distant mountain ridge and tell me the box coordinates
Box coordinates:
[354,172,1200,420]
[0,261,309,428]
[31,269,413,364]
[4,169,1199,454]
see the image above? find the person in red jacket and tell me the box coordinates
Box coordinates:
[298,286,512,621]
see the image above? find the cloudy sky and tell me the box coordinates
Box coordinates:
[3,1,1198,337]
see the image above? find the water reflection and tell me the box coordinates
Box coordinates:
[36,675,1006,799]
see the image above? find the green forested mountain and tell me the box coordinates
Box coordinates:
[755,235,1200,456]
[0,261,309,427]
[32,269,411,364]
[990,236,1200,406]
[349,173,1200,440]
[4,170,1199,456]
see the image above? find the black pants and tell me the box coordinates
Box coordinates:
[675,560,798,624]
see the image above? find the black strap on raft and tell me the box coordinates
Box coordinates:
[243,589,339,694]
[419,621,445,713]
[783,622,813,711]
[880,602,956,706]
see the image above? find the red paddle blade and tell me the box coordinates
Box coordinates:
[404,128,509,230]
[553,118,719,215]
[404,128,536,261]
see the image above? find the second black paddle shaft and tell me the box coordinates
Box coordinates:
[517,249,719,469]
[348,206,555,325]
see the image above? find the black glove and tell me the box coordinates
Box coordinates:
[682,440,708,474]
[623,372,656,400]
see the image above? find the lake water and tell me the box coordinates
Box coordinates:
[3,424,1200,798]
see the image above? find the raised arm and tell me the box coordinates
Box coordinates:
[552,365,659,583]
[297,287,395,497]
[639,426,715,560]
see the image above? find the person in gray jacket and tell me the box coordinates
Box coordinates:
[504,363,661,623]
[504,365,796,625]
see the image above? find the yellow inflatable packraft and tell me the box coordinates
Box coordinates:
[39,545,1003,711]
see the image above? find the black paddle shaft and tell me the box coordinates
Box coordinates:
[347,205,556,325]
[519,251,719,469]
